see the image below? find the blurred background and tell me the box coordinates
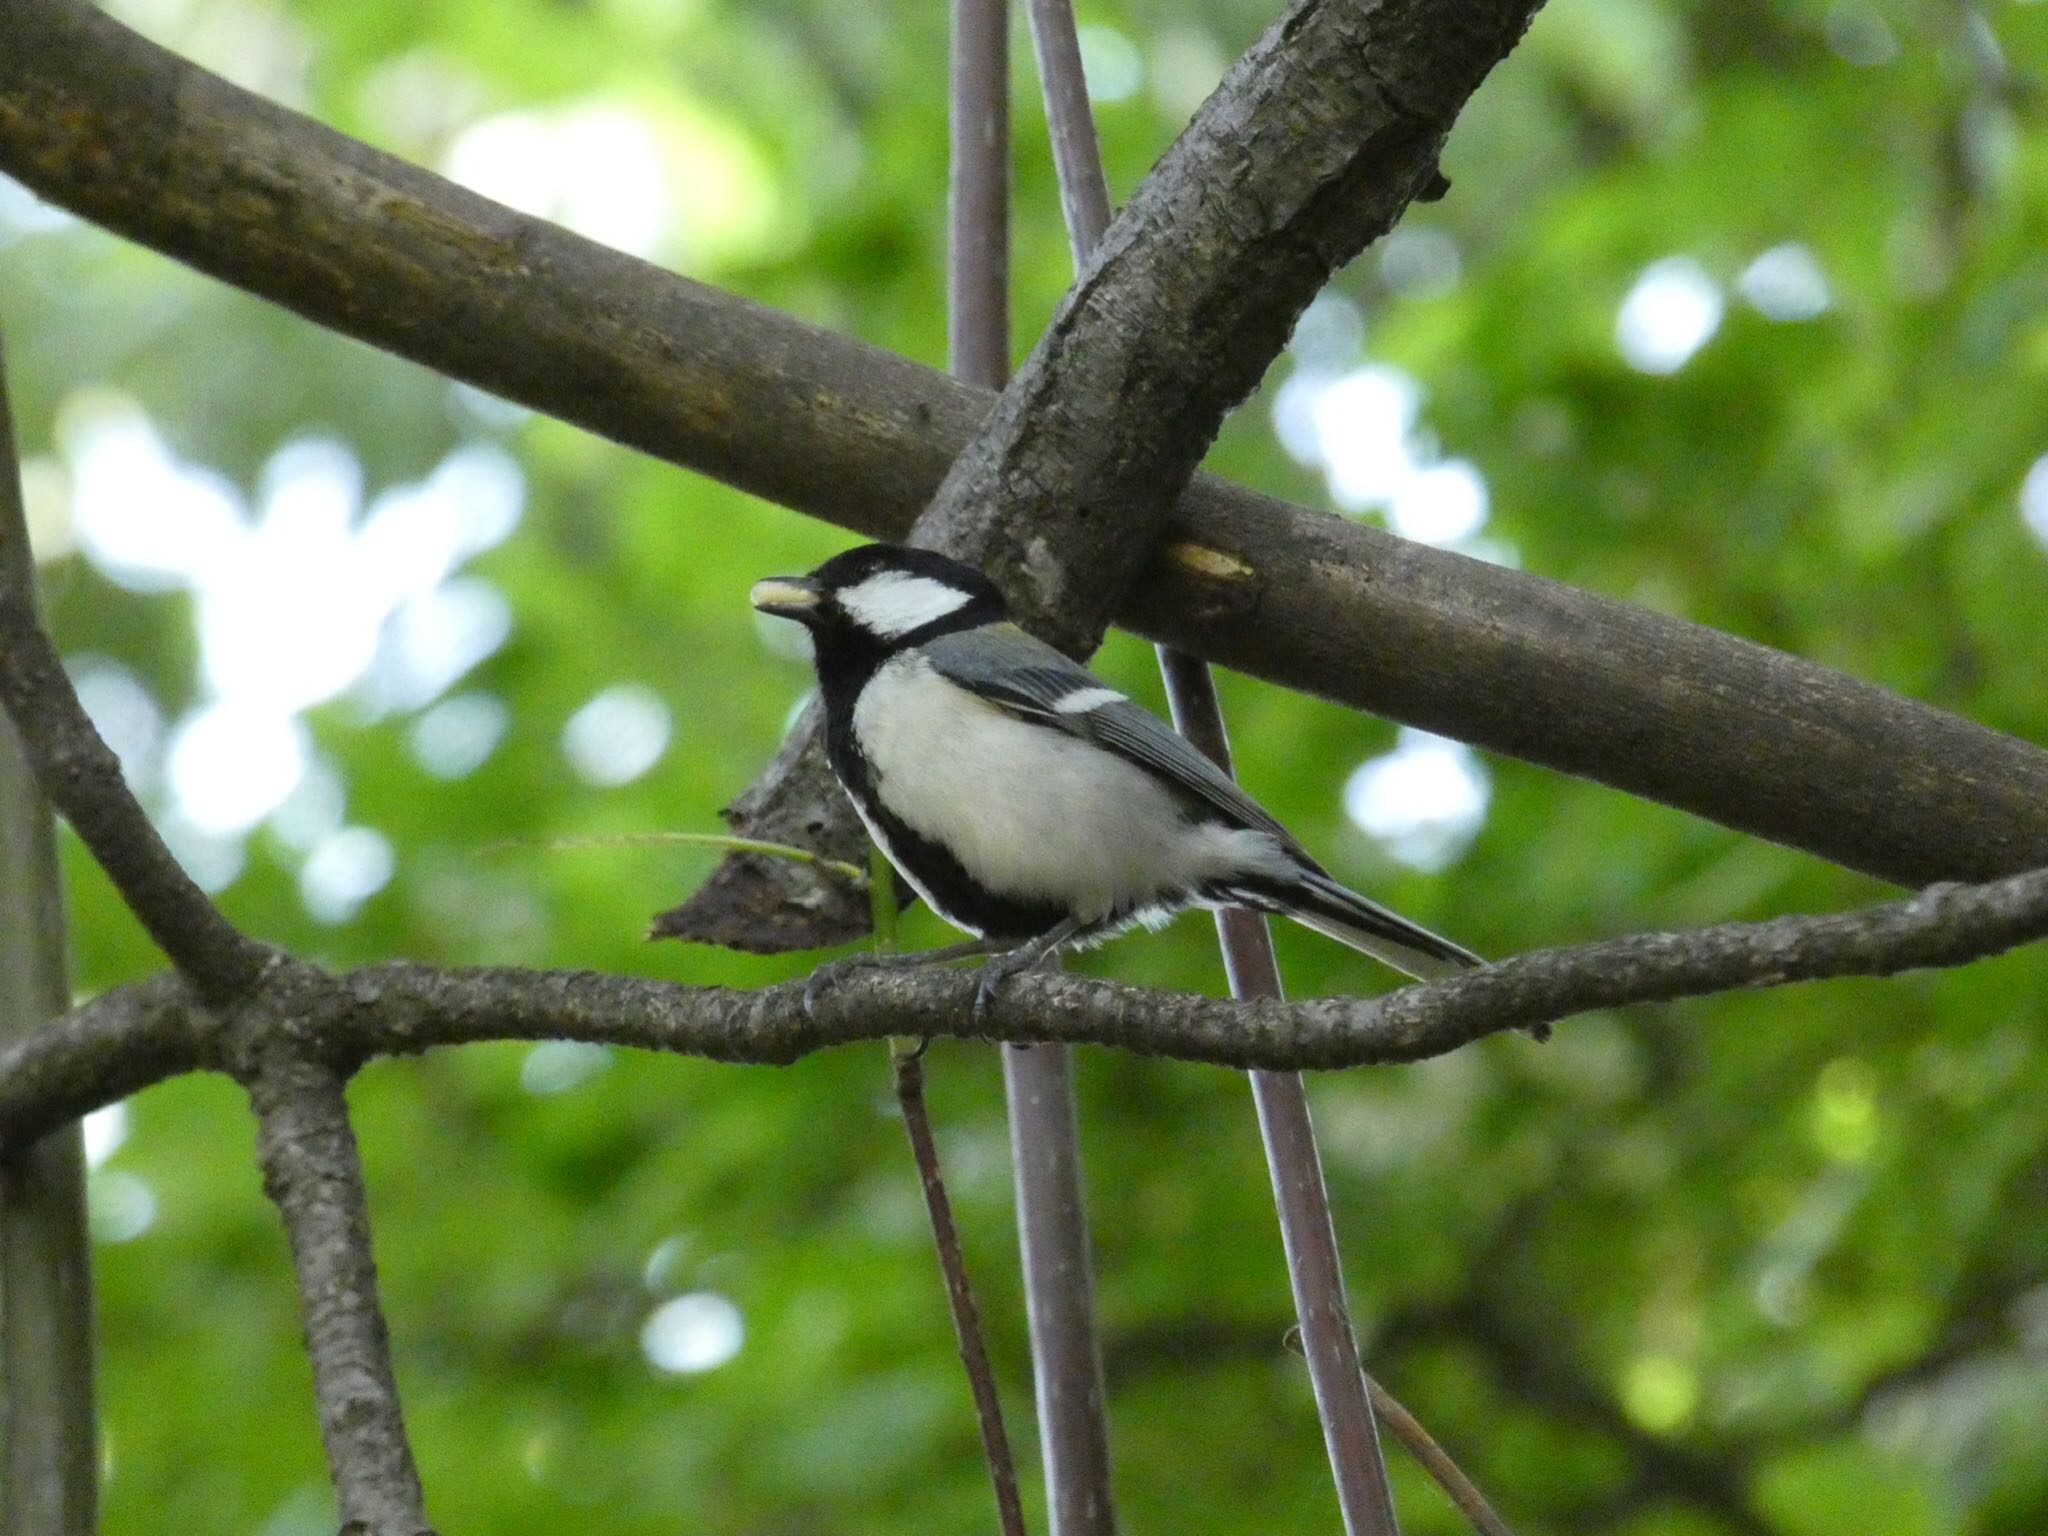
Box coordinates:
[4,0,2048,1531]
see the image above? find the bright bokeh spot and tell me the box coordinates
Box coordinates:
[1078,25,1144,103]
[409,692,511,779]
[1388,460,1488,546]
[69,658,164,794]
[88,1172,157,1245]
[2019,454,2048,551]
[1287,292,1366,370]
[62,395,245,592]
[562,684,672,786]
[1310,365,1425,509]
[1812,1057,1880,1163]
[367,579,515,715]
[1621,1354,1699,1433]
[520,1042,612,1096]
[83,1103,131,1170]
[300,826,397,925]
[1378,226,1462,302]
[641,1293,743,1375]
[1343,729,1491,872]
[446,106,672,259]
[167,704,310,837]
[1616,257,1724,374]
[269,759,348,853]
[1739,243,1832,321]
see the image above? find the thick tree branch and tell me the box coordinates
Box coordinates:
[247,1051,431,1536]
[1024,6,1403,1532]
[5,867,2043,1152]
[2,0,2043,891]
[663,0,1544,946]
[0,336,270,1000]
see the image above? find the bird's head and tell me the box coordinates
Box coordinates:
[751,543,1007,649]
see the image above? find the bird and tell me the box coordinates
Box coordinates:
[750,542,1481,1013]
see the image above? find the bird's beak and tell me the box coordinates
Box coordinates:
[750,577,822,619]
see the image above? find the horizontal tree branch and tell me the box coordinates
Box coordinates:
[2,0,2043,887]
[4,865,2042,1153]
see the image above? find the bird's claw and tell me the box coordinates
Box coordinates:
[802,952,882,1018]
[971,948,1036,1019]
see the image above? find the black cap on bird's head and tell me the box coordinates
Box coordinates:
[751,543,1007,645]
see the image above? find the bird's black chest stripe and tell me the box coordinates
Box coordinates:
[817,648,1065,942]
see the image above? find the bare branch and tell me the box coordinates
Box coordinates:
[1365,1378,1516,1536]
[6,868,2044,1149]
[893,1047,1028,1536]
[3,0,2043,890]
[1004,1044,1116,1534]
[0,340,271,1001]
[247,1051,431,1536]
[0,333,96,1536]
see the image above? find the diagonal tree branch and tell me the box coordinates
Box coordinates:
[0,334,270,1002]
[246,1049,431,1536]
[1022,6,1403,1532]
[5,865,2045,1156]
[663,0,1547,947]
[0,335,97,1536]
[3,0,2043,893]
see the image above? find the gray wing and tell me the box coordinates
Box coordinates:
[922,625,1302,851]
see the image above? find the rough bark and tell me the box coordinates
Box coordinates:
[5,866,2045,1153]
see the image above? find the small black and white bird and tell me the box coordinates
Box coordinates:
[751,543,1480,1009]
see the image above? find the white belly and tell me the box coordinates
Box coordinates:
[852,655,1280,925]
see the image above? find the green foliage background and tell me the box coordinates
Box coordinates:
[4,0,2047,1531]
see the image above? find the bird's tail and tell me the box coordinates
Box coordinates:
[1221,870,1481,982]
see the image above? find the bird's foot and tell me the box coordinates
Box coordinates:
[972,945,1042,1019]
[802,952,889,1017]
[802,939,995,1018]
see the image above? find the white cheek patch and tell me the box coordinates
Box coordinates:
[1051,686,1125,714]
[838,573,974,638]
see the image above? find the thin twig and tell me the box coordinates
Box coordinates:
[248,1050,431,1536]
[0,330,99,1536]
[873,837,1029,1536]
[1366,1377,1516,1536]
[480,830,870,886]
[946,0,1119,1526]
[894,1045,1029,1536]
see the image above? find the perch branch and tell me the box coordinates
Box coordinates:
[4,867,2043,1151]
